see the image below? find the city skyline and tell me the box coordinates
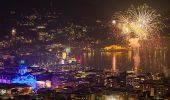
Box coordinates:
[0,1,170,100]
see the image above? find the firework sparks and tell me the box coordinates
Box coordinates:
[113,4,164,40]
[112,4,165,74]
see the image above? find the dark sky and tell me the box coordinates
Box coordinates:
[0,0,169,35]
[0,0,169,17]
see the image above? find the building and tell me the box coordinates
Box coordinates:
[0,60,37,90]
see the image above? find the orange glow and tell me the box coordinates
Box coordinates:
[46,80,51,88]
[11,28,16,36]
[104,45,126,51]
[112,53,116,73]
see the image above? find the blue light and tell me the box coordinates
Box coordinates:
[20,60,25,65]
[19,65,27,75]
[12,74,37,90]
[12,63,37,90]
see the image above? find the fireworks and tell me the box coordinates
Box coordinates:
[112,4,165,73]
[113,4,164,40]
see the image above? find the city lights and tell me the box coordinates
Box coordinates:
[0,0,169,100]
[12,64,37,90]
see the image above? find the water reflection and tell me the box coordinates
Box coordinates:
[81,51,131,72]
[112,53,116,73]
[80,48,168,73]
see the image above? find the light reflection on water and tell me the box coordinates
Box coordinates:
[80,51,132,72]
[80,49,168,73]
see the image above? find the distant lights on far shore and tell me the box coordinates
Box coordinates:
[112,20,116,25]
[11,28,16,36]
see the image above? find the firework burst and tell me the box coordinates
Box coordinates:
[112,4,166,73]
[113,4,164,40]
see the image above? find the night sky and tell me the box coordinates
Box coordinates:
[0,0,169,36]
[0,0,169,18]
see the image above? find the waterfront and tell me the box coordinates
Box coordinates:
[0,0,170,99]
[77,37,170,74]
[80,49,167,73]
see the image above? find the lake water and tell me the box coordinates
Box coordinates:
[79,37,170,74]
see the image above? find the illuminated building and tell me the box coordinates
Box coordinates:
[36,80,51,89]
[62,52,67,59]
[140,80,167,99]
[104,45,126,51]
[35,71,52,89]
[0,83,32,99]
[12,61,37,90]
